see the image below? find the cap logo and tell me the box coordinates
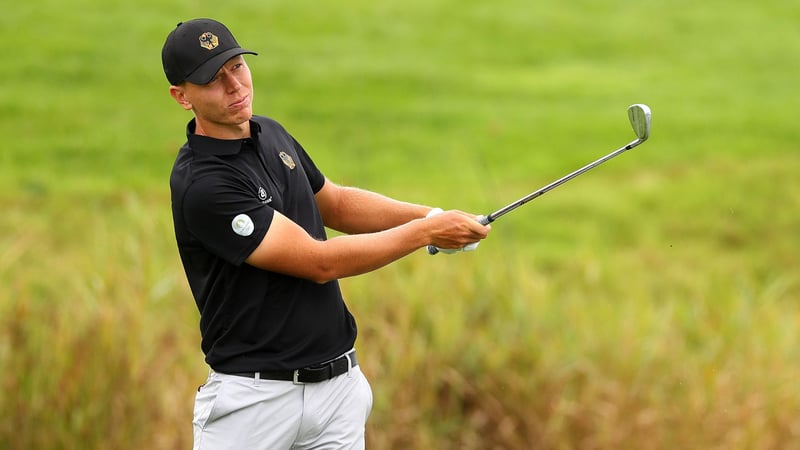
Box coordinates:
[279,151,296,170]
[199,32,219,50]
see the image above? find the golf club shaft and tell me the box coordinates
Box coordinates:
[485,137,644,223]
[426,138,642,255]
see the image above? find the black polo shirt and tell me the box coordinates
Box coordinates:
[170,115,357,373]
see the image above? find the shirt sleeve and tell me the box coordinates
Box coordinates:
[181,174,275,266]
[291,136,326,193]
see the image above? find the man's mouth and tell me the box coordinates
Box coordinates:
[229,95,249,109]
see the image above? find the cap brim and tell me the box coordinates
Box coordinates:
[185,48,257,85]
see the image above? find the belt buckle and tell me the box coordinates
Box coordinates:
[292,369,305,385]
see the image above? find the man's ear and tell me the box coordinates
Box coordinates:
[169,85,193,111]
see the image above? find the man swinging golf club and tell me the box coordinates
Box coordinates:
[162,18,490,450]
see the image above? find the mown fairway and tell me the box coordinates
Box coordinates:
[1,0,798,448]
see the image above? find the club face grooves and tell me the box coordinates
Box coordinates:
[628,104,651,141]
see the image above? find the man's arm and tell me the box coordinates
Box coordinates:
[245,206,490,284]
[314,178,432,234]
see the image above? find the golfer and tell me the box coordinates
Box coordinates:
[162,18,490,449]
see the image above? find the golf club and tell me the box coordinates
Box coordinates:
[428,103,652,255]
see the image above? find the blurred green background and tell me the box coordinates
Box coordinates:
[1,0,798,448]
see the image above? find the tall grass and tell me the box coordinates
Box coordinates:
[0,191,201,448]
[2,0,799,448]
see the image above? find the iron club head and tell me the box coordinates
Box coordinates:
[628,104,651,141]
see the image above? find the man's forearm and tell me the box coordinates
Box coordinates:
[321,185,432,234]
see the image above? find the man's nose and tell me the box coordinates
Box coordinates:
[223,73,241,91]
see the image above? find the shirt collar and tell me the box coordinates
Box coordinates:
[185,119,263,156]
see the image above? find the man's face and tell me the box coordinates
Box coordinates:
[171,55,254,136]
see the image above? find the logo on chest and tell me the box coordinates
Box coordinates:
[278,151,296,170]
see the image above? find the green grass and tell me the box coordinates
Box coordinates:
[1,0,799,448]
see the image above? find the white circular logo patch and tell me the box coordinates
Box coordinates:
[231,214,254,237]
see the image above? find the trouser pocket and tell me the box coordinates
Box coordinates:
[193,374,225,446]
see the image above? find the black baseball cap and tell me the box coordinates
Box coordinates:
[162,18,257,85]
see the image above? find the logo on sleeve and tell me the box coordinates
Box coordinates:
[231,214,254,236]
[258,187,272,204]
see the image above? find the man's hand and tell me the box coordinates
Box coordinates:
[425,208,488,255]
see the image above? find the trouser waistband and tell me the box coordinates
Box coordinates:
[227,350,357,384]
